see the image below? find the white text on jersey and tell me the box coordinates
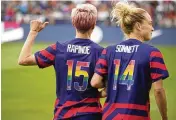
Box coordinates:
[116,45,139,53]
[67,44,90,54]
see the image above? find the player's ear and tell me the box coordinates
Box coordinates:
[135,22,142,31]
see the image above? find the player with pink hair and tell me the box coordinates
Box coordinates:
[18,3,104,120]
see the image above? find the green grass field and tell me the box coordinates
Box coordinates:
[2,41,176,120]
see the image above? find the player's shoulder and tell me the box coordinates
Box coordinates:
[55,39,74,47]
[55,41,65,48]
[141,43,161,53]
[60,39,72,46]
[54,40,70,52]
[90,41,104,52]
[105,44,118,52]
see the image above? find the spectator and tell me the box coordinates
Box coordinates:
[1,1,176,27]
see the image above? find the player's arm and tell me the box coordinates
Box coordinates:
[18,20,49,66]
[153,80,168,120]
[91,49,108,89]
[91,74,107,98]
[91,73,105,88]
[149,49,169,120]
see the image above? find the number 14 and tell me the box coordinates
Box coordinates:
[113,59,135,90]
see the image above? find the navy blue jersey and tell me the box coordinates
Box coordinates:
[35,38,103,120]
[95,39,169,120]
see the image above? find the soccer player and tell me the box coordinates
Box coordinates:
[18,4,103,120]
[91,2,169,120]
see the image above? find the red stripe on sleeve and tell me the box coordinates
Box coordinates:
[96,68,108,74]
[96,59,107,66]
[40,49,55,61]
[150,62,167,70]
[150,51,163,58]
[151,73,163,79]
[102,49,107,54]
[37,56,50,67]
[50,44,56,50]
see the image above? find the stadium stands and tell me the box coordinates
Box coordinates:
[1,1,176,27]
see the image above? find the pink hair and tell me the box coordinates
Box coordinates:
[71,4,97,33]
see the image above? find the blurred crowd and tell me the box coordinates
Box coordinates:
[1,0,176,27]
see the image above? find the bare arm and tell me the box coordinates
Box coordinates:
[153,79,168,120]
[91,73,107,98]
[18,31,38,65]
[91,73,105,88]
[18,20,49,66]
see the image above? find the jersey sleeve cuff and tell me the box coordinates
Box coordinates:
[152,74,169,83]
[95,70,105,78]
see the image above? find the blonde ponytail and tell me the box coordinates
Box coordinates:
[111,2,146,34]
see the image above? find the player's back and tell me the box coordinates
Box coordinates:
[99,39,168,120]
[53,38,103,119]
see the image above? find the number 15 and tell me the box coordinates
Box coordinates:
[66,60,90,91]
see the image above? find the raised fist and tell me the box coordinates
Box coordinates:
[30,20,49,32]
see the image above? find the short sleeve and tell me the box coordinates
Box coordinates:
[34,43,57,68]
[95,48,108,77]
[149,48,169,82]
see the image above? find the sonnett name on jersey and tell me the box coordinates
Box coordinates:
[116,45,139,53]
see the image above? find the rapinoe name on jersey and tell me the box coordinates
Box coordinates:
[116,45,139,53]
[67,44,90,54]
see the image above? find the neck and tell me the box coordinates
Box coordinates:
[127,33,144,42]
[75,30,91,39]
